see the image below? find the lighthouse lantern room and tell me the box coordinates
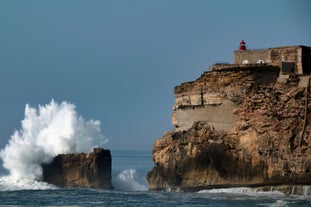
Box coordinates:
[239,40,246,50]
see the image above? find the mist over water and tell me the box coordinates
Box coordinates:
[0,99,107,190]
[113,169,148,191]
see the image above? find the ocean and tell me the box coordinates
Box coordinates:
[0,101,310,206]
[1,150,311,207]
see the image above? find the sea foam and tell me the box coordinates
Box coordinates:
[0,99,107,190]
[113,169,148,191]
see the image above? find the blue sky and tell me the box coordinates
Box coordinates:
[0,0,310,150]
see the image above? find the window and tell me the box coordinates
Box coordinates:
[242,60,249,64]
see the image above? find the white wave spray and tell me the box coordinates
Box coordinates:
[113,169,148,191]
[0,99,107,190]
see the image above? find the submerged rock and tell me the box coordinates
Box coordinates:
[42,148,113,189]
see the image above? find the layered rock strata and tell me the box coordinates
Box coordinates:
[42,148,113,189]
[147,65,311,191]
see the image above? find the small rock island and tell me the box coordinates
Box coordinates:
[42,148,113,189]
[147,42,311,192]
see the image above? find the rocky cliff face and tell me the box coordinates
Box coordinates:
[147,65,311,191]
[42,148,113,189]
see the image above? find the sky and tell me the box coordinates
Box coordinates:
[0,0,310,150]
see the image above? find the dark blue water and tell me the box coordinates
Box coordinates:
[1,150,311,206]
[2,188,310,207]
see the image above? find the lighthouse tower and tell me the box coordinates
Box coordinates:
[239,40,246,50]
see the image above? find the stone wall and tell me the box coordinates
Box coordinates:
[210,63,271,71]
[233,46,311,75]
[234,49,270,64]
[172,100,237,132]
[172,65,280,132]
[269,46,300,73]
[301,46,311,74]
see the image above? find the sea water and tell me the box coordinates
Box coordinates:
[0,100,311,206]
[1,150,311,207]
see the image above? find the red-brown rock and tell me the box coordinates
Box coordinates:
[147,66,311,191]
[42,148,113,189]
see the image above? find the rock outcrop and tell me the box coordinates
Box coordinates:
[42,148,113,189]
[147,65,311,191]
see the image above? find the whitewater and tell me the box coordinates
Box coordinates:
[0,100,149,192]
[0,100,311,206]
[0,100,108,190]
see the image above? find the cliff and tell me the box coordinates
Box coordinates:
[147,65,311,191]
[42,148,113,189]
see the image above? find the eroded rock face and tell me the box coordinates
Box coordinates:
[147,66,311,191]
[147,121,269,191]
[42,148,113,189]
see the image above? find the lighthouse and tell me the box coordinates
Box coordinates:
[239,40,246,50]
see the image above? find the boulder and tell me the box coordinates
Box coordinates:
[42,148,113,189]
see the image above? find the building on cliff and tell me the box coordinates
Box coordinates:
[233,40,311,74]
[172,41,311,132]
[148,41,311,192]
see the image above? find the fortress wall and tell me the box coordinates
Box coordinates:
[174,93,223,108]
[209,63,272,71]
[301,46,311,74]
[228,46,311,75]
[234,49,269,64]
[268,46,311,74]
[172,99,238,132]
[173,65,280,132]
[269,46,300,73]
[210,64,243,71]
